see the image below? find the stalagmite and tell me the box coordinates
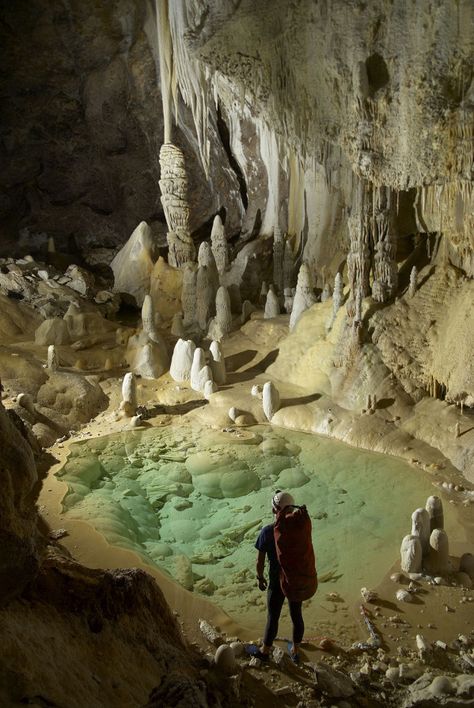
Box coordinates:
[259,281,268,307]
[197,365,213,394]
[408,266,418,298]
[210,215,228,277]
[289,263,316,330]
[209,340,226,385]
[273,227,284,294]
[190,348,206,391]
[171,312,185,337]
[262,381,280,421]
[425,496,444,533]
[460,553,474,580]
[47,344,58,371]
[47,236,56,254]
[121,372,137,417]
[197,241,219,292]
[204,379,218,399]
[141,295,157,338]
[181,263,197,328]
[264,285,280,319]
[332,273,343,318]
[208,286,232,340]
[110,221,154,306]
[411,508,431,556]
[320,283,332,302]
[283,240,295,291]
[400,535,422,573]
[170,339,196,382]
[133,342,166,379]
[159,143,195,267]
[283,288,294,314]
[241,300,256,324]
[196,265,215,331]
[426,529,450,575]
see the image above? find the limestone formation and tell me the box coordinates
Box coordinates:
[132,342,167,379]
[273,227,284,293]
[209,340,226,385]
[17,392,35,414]
[347,187,371,303]
[47,345,59,371]
[181,263,198,328]
[289,263,316,331]
[283,288,294,314]
[264,285,280,319]
[190,348,206,391]
[331,272,344,324]
[204,379,218,399]
[198,241,219,292]
[425,496,444,533]
[196,265,215,331]
[320,283,332,302]
[170,339,196,382]
[283,240,295,292]
[371,187,398,303]
[214,644,236,675]
[259,281,268,307]
[141,295,157,339]
[110,221,155,306]
[159,143,195,267]
[408,266,418,298]
[426,529,450,575]
[241,300,256,324]
[411,508,431,556]
[210,214,228,277]
[400,534,422,574]
[121,372,137,417]
[208,286,232,340]
[35,318,70,346]
[460,553,474,580]
[262,381,280,421]
[171,312,185,337]
[197,365,213,394]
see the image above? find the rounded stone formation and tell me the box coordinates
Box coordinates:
[411,507,431,556]
[459,552,474,580]
[262,381,280,421]
[170,338,196,382]
[425,495,444,533]
[426,528,449,575]
[190,348,206,391]
[209,340,226,384]
[400,534,422,574]
[214,643,236,674]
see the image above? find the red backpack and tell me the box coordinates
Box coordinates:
[274,505,318,602]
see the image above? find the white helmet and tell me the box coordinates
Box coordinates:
[272,490,295,512]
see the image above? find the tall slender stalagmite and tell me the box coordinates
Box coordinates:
[347,181,371,308]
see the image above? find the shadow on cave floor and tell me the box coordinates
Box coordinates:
[228,349,279,383]
[224,349,258,371]
[144,399,207,418]
[373,397,395,409]
[281,393,321,407]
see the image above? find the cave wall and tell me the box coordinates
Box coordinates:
[0,0,243,257]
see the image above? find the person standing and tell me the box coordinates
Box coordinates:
[248,490,314,664]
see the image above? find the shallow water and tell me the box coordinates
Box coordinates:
[57,423,451,635]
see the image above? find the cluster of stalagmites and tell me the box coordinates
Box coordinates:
[169,338,225,399]
[399,495,473,600]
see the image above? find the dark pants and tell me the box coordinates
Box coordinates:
[263,582,304,647]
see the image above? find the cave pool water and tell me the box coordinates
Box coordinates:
[56,423,452,635]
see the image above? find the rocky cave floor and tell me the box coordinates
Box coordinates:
[0,248,473,708]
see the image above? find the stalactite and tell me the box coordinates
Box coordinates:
[159,143,195,267]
